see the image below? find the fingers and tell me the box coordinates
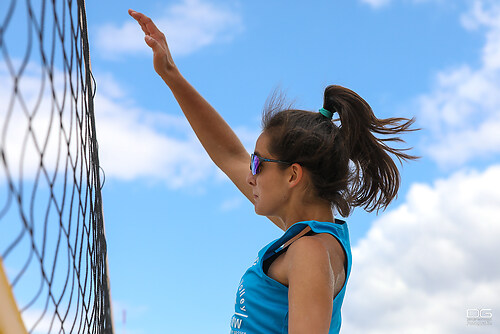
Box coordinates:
[128,9,146,22]
[128,9,164,39]
[144,35,159,50]
[143,18,164,39]
[129,9,150,35]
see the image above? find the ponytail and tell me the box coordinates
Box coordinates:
[262,85,418,217]
[323,85,419,213]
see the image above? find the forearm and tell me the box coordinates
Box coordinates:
[162,70,249,167]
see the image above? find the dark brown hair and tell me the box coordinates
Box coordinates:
[262,85,418,217]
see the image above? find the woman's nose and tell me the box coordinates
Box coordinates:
[246,170,256,186]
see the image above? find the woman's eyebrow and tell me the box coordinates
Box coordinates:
[253,151,262,156]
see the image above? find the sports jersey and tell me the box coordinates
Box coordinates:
[230,220,352,334]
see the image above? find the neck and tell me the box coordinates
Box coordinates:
[280,199,334,230]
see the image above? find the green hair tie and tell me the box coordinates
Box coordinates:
[318,107,333,119]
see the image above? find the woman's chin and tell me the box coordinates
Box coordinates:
[253,203,266,216]
[254,205,274,217]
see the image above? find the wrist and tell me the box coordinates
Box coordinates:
[160,66,182,86]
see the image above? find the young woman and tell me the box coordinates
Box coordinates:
[129,9,417,334]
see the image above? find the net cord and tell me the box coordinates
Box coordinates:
[78,1,114,333]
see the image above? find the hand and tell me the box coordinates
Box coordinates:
[128,9,178,80]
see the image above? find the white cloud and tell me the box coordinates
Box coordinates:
[94,87,214,189]
[460,0,500,70]
[342,165,500,333]
[93,73,262,189]
[0,60,260,189]
[359,0,500,167]
[414,1,500,167]
[96,0,243,58]
[357,0,500,166]
[0,61,81,183]
[0,61,225,189]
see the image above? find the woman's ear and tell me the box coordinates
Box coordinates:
[287,163,303,188]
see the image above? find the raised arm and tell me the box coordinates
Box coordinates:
[128,10,285,230]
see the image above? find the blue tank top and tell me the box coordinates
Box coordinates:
[230,220,352,334]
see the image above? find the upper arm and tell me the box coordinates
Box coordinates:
[286,237,335,334]
[218,153,286,231]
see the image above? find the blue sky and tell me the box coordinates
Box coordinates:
[2,0,500,333]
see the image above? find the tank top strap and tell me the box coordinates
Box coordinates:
[262,220,352,277]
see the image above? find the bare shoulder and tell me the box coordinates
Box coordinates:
[287,235,329,260]
[287,233,345,265]
[286,235,343,332]
[286,235,333,276]
[286,233,346,294]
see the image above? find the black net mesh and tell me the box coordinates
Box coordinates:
[0,0,113,333]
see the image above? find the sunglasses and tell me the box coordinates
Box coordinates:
[250,153,292,175]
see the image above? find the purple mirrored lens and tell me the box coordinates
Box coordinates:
[251,154,260,175]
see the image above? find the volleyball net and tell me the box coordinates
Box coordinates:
[0,0,113,333]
